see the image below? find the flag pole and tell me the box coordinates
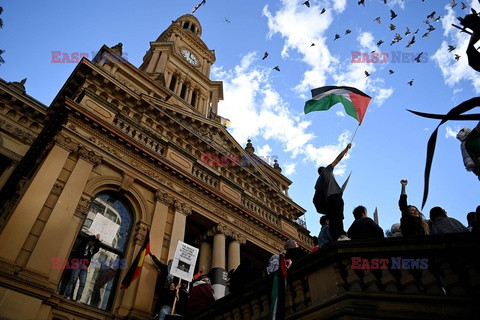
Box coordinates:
[350,123,361,145]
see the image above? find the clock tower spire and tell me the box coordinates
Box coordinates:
[140,14,223,117]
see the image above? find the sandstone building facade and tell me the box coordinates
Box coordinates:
[0,14,313,319]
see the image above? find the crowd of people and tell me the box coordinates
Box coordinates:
[314,178,477,248]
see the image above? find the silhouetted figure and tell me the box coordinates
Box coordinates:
[64,234,100,301]
[398,180,430,236]
[313,143,351,240]
[347,206,384,240]
[317,216,333,248]
[284,239,307,263]
[228,257,261,294]
[429,207,468,234]
[467,211,476,232]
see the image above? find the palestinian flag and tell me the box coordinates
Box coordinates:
[120,230,151,289]
[304,86,372,124]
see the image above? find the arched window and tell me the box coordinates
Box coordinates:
[57,191,133,311]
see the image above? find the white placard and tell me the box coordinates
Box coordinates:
[88,214,120,245]
[169,241,199,281]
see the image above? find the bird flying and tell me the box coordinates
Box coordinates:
[414,52,423,62]
[262,52,269,60]
[389,23,396,31]
[376,40,384,46]
[273,66,280,71]
[303,1,310,8]
[374,17,381,24]
[455,54,461,61]
[364,70,371,77]
[321,8,326,14]
[358,0,365,6]
[390,10,398,20]
[407,79,414,86]
[389,69,394,75]
[345,29,351,35]
[405,27,411,36]
[406,36,416,48]
[448,45,456,52]
[451,0,457,8]
[334,34,341,40]
[427,11,436,20]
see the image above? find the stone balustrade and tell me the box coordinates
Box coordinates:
[189,233,480,319]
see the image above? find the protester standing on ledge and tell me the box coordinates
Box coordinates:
[313,143,351,241]
[398,179,429,236]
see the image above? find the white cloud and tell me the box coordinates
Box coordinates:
[283,163,296,176]
[445,126,461,139]
[433,0,480,93]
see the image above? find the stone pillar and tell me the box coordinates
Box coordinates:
[0,139,75,263]
[196,235,212,275]
[146,51,160,74]
[150,188,174,259]
[117,223,152,318]
[227,233,246,273]
[209,224,228,300]
[167,200,191,261]
[26,148,101,276]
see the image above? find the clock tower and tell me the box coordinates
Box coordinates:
[140,14,223,117]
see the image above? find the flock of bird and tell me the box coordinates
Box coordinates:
[217,0,475,86]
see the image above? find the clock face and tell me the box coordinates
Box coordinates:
[181,49,199,66]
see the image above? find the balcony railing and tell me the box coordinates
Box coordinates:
[190,233,480,319]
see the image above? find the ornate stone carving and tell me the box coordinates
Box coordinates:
[134,221,150,246]
[0,118,36,144]
[155,189,174,206]
[77,146,102,166]
[54,134,79,153]
[74,195,91,218]
[174,200,192,216]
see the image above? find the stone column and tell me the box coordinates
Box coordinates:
[196,235,212,275]
[27,147,101,275]
[227,233,246,273]
[117,222,153,318]
[150,188,174,258]
[0,137,76,263]
[167,200,191,261]
[208,224,228,300]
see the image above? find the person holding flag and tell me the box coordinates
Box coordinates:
[305,85,372,241]
[313,143,351,241]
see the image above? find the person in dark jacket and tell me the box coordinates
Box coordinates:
[64,234,100,301]
[429,206,468,234]
[284,239,307,264]
[313,143,351,240]
[347,206,384,240]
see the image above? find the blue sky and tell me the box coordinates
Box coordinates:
[1,0,479,239]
